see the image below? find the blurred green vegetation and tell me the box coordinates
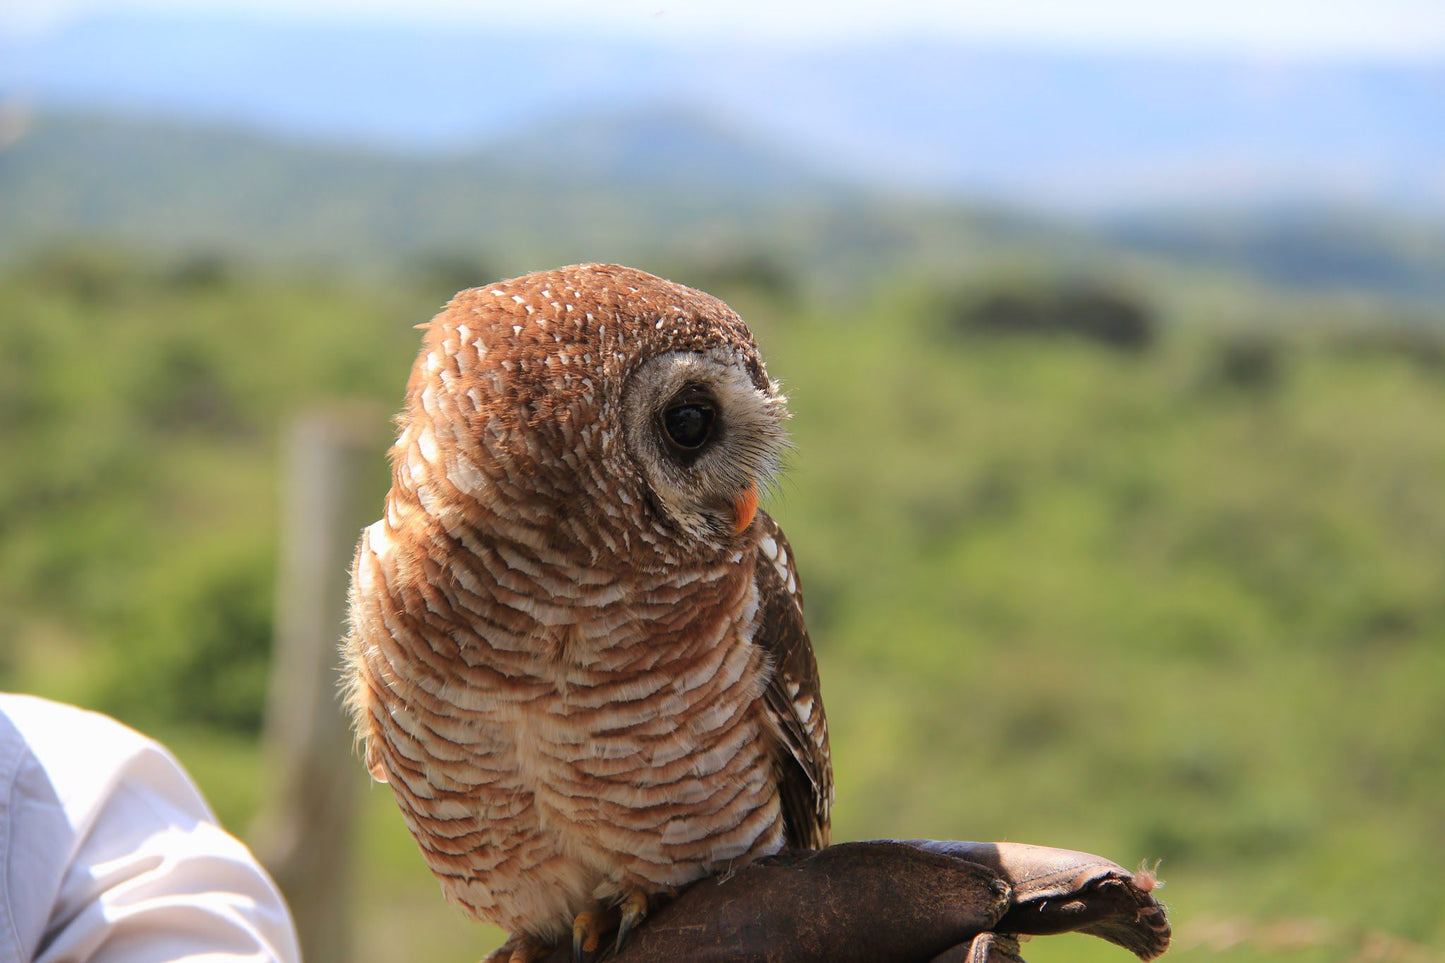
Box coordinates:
[2,246,1443,962]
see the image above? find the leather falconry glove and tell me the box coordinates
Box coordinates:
[543,838,1171,963]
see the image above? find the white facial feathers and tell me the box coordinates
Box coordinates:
[622,349,789,541]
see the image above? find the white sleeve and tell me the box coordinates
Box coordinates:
[0,694,302,963]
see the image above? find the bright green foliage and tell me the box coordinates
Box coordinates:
[0,249,425,727]
[756,295,1445,961]
[2,250,1443,961]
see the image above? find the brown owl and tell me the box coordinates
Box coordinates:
[343,264,831,962]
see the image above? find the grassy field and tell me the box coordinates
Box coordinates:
[3,251,1443,961]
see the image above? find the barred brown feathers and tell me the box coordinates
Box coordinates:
[342,264,831,953]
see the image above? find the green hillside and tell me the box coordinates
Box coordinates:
[7,111,1445,306]
[3,247,1444,961]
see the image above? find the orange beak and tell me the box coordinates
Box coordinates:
[732,481,759,536]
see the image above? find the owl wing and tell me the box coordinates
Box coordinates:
[751,512,833,850]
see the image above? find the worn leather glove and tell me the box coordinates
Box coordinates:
[544,839,1170,963]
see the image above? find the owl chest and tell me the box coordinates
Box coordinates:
[448,625,776,895]
[381,553,775,876]
[452,613,766,798]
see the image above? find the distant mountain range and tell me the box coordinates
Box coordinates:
[4,11,1443,213]
[3,107,1443,303]
[0,108,1041,283]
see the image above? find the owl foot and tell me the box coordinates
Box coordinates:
[614,889,650,954]
[483,932,549,963]
[571,907,616,963]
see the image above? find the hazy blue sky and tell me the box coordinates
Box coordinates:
[5,0,1445,59]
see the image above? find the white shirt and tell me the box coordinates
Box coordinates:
[0,694,302,963]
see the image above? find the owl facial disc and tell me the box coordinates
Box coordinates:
[622,348,788,542]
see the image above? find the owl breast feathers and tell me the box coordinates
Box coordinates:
[342,263,831,954]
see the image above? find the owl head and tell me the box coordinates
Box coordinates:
[391,264,789,566]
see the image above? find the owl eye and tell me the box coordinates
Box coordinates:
[661,402,716,450]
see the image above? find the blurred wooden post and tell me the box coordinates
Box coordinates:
[252,403,387,963]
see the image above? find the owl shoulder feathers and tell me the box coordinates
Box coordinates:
[750,512,832,849]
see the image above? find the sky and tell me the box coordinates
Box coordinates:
[4,0,1445,60]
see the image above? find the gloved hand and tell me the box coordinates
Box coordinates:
[543,839,1170,962]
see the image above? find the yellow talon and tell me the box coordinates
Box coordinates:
[572,910,605,963]
[615,890,649,953]
[483,932,548,963]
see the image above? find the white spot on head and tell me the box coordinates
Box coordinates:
[513,324,523,335]
[364,519,393,556]
[407,453,428,487]
[416,426,438,462]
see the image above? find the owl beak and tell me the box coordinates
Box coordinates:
[731,481,759,535]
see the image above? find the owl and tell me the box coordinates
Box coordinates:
[343,264,832,962]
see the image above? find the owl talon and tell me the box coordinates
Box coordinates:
[615,890,650,954]
[571,909,609,963]
[483,932,549,963]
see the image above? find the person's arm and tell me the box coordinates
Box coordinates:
[1,694,301,963]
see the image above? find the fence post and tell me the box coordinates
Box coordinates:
[252,403,387,963]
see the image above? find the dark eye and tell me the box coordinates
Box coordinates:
[661,402,715,450]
